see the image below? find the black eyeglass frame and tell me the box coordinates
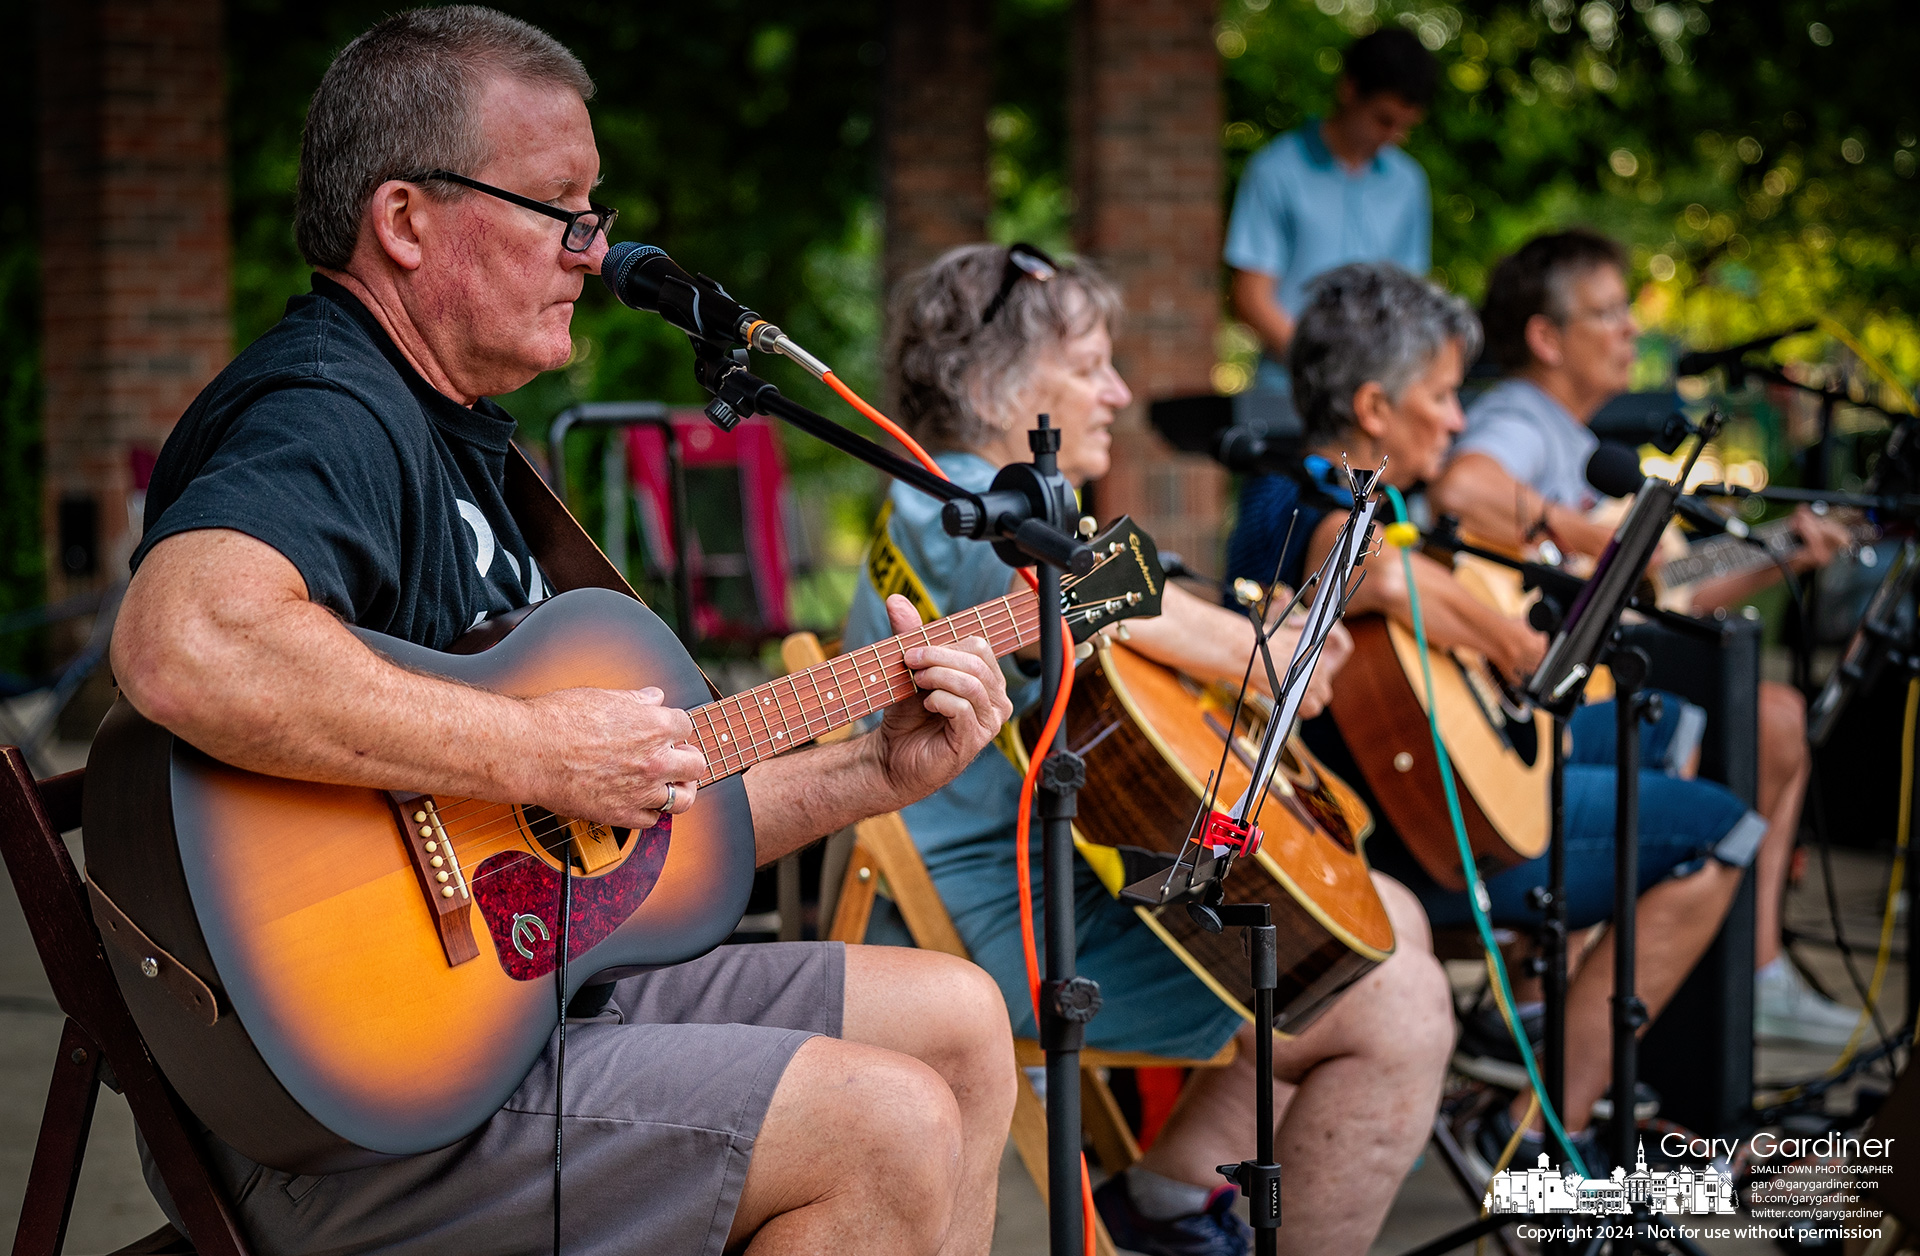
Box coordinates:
[980,242,1060,325]
[419,169,618,253]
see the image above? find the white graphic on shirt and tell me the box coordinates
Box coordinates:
[456,499,496,578]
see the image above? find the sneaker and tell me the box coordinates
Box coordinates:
[1756,960,1862,1048]
[1093,1173,1252,1256]
[1474,1105,1607,1179]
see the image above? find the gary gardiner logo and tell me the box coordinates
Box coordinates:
[1485,1143,1735,1217]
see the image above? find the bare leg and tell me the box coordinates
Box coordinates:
[1138,875,1455,1256]
[729,947,1016,1256]
[1514,862,1742,1134]
[1752,681,1810,970]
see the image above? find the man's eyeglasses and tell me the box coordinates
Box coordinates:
[980,242,1059,325]
[420,170,618,253]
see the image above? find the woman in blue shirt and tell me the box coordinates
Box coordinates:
[842,243,1453,1256]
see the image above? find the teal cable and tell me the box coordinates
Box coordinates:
[1381,484,1591,1178]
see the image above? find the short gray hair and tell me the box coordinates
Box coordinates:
[889,244,1124,453]
[295,6,595,271]
[1288,262,1482,448]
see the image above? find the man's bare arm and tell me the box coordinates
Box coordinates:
[1230,268,1295,361]
[112,529,706,831]
[1429,452,1615,559]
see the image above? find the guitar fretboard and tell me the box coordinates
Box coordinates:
[1660,520,1799,592]
[691,586,1042,783]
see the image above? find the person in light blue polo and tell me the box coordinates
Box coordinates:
[1226,27,1438,393]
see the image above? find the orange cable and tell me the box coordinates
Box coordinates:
[825,373,1094,1256]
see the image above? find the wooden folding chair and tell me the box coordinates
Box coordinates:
[0,747,251,1256]
[779,634,1239,1256]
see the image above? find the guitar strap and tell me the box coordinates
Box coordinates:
[501,442,722,702]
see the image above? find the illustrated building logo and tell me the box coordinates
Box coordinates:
[1484,1143,1736,1217]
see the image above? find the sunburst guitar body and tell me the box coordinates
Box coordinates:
[1328,558,1552,889]
[83,520,1166,1173]
[1017,642,1391,1036]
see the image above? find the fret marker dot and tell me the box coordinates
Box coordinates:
[869,674,877,682]
[826,691,835,700]
[721,733,730,742]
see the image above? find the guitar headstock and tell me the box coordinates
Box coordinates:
[1061,515,1166,644]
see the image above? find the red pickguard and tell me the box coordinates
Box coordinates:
[471,820,673,980]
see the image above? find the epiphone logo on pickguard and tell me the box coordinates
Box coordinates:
[510,912,550,959]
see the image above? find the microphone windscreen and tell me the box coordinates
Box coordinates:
[1585,442,1645,499]
[599,241,667,306]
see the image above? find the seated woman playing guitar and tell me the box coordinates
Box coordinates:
[1222,261,1767,1168]
[839,243,1453,1256]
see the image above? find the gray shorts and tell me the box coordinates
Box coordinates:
[145,941,845,1256]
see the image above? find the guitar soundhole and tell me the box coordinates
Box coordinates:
[515,804,634,875]
[1277,744,1358,855]
[1504,713,1539,767]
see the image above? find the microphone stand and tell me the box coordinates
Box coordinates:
[683,336,1098,1256]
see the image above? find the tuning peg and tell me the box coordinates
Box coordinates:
[1078,515,1097,538]
[1115,623,1131,641]
[1075,641,1094,662]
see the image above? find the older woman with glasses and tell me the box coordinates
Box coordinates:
[840,243,1452,1256]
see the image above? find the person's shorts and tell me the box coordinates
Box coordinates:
[142,942,843,1256]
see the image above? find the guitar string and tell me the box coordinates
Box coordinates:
[416,585,1099,891]
[424,597,1033,836]
[431,600,1046,879]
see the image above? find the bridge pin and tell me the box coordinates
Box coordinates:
[419,825,433,838]
[431,856,444,868]
[436,871,450,883]
[441,886,455,898]
[413,810,427,823]
[425,841,437,853]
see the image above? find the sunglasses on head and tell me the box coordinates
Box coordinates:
[980,243,1059,325]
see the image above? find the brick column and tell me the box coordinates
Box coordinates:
[881,0,991,307]
[39,0,230,598]
[1072,0,1224,570]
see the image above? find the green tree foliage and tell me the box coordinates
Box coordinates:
[1216,0,1920,395]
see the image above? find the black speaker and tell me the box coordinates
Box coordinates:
[1621,613,1760,1140]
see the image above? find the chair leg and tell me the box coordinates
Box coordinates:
[14,1018,104,1256]
[826,846,879,944]
[1008,1067,1120,1256]
[1080,1068,1143,1175]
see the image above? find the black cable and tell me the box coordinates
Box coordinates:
[554,858,573,1256]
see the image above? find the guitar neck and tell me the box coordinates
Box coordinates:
[1659,519,1799,592]
[691,586,1041,784]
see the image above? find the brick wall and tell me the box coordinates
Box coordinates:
[38,0,231,598]
[1071,0,1226,573]
[881,0,991,312]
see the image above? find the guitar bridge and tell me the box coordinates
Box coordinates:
[387,791,480,966]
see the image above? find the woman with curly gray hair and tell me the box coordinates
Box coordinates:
[841,244,1453,1256]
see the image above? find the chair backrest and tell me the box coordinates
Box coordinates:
[0,748,250,1256]
[630,414,793,640]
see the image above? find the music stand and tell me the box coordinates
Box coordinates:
[1523,420,1724,1256]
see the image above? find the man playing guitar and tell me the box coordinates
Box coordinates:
[110,8,1020,1253]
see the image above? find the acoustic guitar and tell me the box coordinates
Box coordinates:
[82,518,1165,1173]
[1329,558,1552,890]
[1015,641,1391,1037]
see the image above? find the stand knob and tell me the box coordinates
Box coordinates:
[1051,976,1103,1023]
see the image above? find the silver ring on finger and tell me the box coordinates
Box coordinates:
[665,782,676,813]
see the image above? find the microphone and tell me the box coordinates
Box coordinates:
[1211,425,1294,476]
[600,241,779,348]
[1585,441,1747,538]
[1675,322,1815,378]
[1585,441,1646,499]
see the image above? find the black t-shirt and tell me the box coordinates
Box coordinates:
[134,275,549,649]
